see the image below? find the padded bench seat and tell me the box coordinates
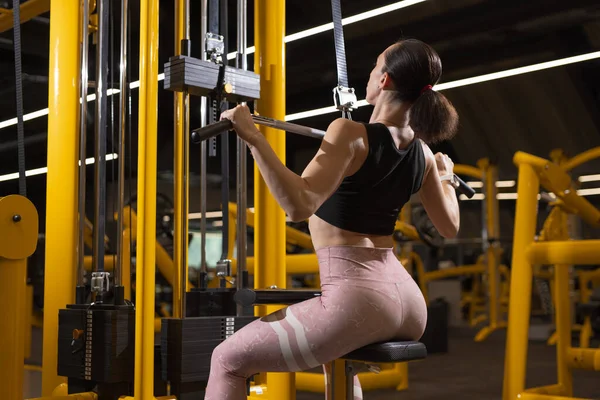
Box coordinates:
[341,341,427,363]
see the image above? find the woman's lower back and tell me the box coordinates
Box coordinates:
[308,214,397,250]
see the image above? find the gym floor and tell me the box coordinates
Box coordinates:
[24,327,599,399]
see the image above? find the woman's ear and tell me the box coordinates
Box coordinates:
[380,72,394,90]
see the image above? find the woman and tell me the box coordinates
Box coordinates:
[205,38,460,399]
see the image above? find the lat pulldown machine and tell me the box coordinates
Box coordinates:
[161,0,323,398]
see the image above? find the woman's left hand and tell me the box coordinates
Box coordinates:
[220,104,261,144]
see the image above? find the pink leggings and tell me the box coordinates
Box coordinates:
[204,246,427,399]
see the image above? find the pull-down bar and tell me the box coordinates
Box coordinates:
[191,114,326,143]
[191,117,477,199]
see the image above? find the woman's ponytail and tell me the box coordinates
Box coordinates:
[409,89,458,145]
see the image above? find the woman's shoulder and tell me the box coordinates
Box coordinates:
[324,118,368,148]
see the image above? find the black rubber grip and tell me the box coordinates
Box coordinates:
[191,119,233,143]
[455,175,476,199]
[234,288,321,306]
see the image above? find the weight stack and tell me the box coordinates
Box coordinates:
[57,303,135,399]
[163,55,261,102]
[161,316,257,399]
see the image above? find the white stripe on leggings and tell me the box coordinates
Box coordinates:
[269,320,301,371]
[285,308,320,368]
[354,385,363,400]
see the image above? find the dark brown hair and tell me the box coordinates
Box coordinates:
[382,39,458,144]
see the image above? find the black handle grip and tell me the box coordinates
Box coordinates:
[191,119,233,144]
[455,175,476,199]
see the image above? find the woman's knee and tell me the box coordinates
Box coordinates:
[211,339,248,378]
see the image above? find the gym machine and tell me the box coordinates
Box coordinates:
[529,149,600,349]
[503,148,600,400]
[54,0,136,398]
[159,0,323,398]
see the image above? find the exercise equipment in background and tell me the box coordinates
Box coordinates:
[503,148,600,400]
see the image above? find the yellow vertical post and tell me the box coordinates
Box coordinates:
[0,195,38,400]
[254,0,294,397]
[475,159,502,342]
[554,263,573,395]
[42,0,80,394]
[172,0,186,319]
[134,0,159,398]
[25,283,33,359]
[502,163,539,400]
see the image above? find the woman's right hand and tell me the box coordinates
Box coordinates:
[435,152,454,176]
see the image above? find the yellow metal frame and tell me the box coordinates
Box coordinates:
[502,150,600,400]
[0,0,50,33]
[0,195,38,400]
[535,149,600,349]
[42,0,80,393]
[133,0,160,397]
[252,0,294,395]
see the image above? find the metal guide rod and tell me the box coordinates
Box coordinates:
[116,0,129,289]
[236,0,248,311]
[219,0,231,276]
[199,0,209,285]
[93,0,109,276]
[77,0,90,289]
[180,0,190,318]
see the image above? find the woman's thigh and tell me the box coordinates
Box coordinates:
[212,284,405,378]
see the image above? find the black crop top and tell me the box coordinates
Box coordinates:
[314,122,426,236]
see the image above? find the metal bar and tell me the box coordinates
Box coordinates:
[254,0,294,395]
[77,0,90,289]
[172,0,185,318]
[0,258,27,399]
[0,0,50,33]
[199,0,208,286]
[191,115,325,143]
[115,0,128,289]
[502,163,540,400]
[554,264,573,394]
[566,347,600,371]
[218,0,230,271]
[453,164,483,180]
[93,0,109,276]
[180,0,190,317]
[236,0,248,309]
[296,367,405,393]
[134,0,160,396]
[523,384,566,395]
[513,151,550,170]
[229,253,319,275]
[42,0,79,393]
[526,240,600,265]
[562,146,600,172]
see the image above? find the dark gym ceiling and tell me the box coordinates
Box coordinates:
[1,0,600,224]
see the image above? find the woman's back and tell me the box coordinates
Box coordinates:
[309,120,426,250]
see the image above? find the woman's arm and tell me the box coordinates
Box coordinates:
[418,143,460,238]
[221,105,364,221]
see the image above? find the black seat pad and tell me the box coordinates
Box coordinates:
[341,341,427,363]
